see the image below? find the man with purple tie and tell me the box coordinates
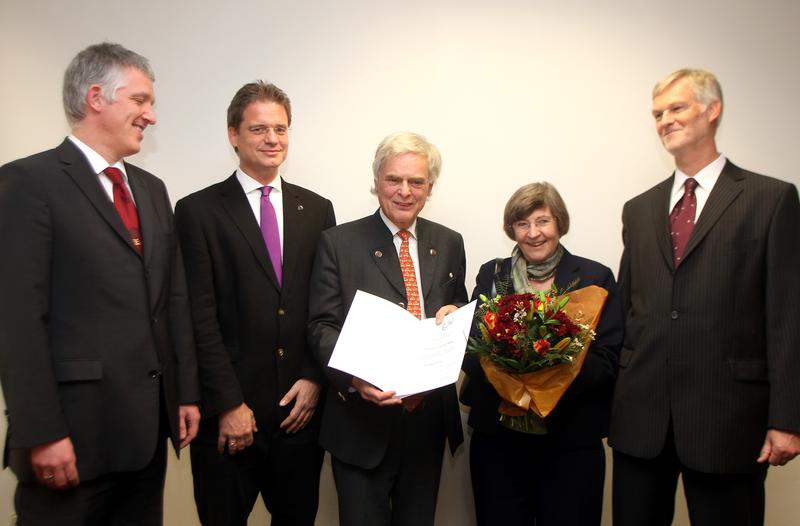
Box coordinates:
[174,81,335,526]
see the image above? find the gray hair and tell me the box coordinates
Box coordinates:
[653,68,723,126]
[503,182,570,240]
[63,42,154,126]
[371,132,442,193]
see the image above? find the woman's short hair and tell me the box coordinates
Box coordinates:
[503,182,570,240]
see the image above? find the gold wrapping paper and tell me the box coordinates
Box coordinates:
[480,284,609,418]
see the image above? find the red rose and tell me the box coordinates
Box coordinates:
[533,339,551,356]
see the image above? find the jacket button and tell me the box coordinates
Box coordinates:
[398,302,405,308]
[670,310,679,320]
[149,370,161,379]
[277,348,285,358]
[277,308,285,316]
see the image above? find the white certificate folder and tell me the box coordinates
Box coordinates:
[328,290,477,397]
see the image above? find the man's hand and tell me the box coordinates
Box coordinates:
[30,437,80,490]
[435,304,458,324]
[352,376,403,407]
[279,378,321,434]
[179,403,201,449]
[217,403,257,455]
[757,429,800,466]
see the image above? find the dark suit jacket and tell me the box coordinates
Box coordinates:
[174,175,335,443]
[308,211,467,469]
[460,249,623,448]
[609,161,800,473]
[0,139,200,482]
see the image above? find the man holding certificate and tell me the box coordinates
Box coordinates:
[308,131,467,526]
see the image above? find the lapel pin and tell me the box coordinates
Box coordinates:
[297,205,304,211]
[449,272,453,278]
[374,250,383,258]
[430,248,437,256]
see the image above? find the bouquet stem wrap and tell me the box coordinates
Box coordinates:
[480,285,608,419]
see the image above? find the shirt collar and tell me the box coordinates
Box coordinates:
[379,208,417,239]
[673,154,726,198]
[236,168,282,195]
[68,135,127,179]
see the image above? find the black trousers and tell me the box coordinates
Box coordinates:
[612,425,768,526]
[15,435,168,526]
[331,399,447,526]
[190,429,324,526]
[469,426,605,526]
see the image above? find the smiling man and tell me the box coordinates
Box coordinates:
[174,81,335,526]
[308,132,467,526]
[0,42,200,525]
[610,69,800,525]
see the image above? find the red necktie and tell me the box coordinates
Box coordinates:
[104,167,143,255]
[670,178,698,267]
[398,230,421,319]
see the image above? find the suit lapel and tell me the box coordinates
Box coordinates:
[368,212,407,298]
[554,249,581,291]
[416,219,438,299]
[681,162,743,264]
[219,175,279,289]
[650,176,675,270]
[58,140,143,258]
[280,179,303,299]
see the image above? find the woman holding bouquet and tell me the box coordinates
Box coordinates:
[461,182,623,525]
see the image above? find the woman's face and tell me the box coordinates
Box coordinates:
[512,206,561,263]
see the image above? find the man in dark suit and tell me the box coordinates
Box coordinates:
[174,81,335,526]
[610,68,800,525]
[0,42,200,525]
[308,132,466,526]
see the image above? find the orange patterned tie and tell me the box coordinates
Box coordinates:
[397,230,421,319]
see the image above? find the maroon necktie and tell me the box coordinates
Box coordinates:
[104,167,143,255]
[670,178,699,267]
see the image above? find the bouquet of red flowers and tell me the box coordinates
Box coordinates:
[467,283,607,432]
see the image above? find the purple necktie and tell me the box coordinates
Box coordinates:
[260,186,282,286]
[670,178,699,267]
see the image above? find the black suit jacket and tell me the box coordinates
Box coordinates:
[0,139,200,482]
[460,249,623,447]
[308,211,467,469]
[609,161,800,473]
[174,175,335,443]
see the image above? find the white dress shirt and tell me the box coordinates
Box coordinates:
[235,169,284,257]
[668,154,726,219]
[379,208,427,319]
[68,135,134,204]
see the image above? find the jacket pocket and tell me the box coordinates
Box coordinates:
[727,359,767,382]
[53,360,103,382]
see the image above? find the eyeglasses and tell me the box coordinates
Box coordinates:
[247,125,289,136]
[512,217,554,232]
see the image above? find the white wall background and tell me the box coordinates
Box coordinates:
[1,0,799,524]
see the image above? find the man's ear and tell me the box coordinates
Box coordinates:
[85,84,105,113]
[706,99,722,126]
[228,126,239,153]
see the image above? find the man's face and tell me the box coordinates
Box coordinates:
[375,152,432,230]
[652,78,720,157]
[97,67,156,161]
[228,100,289,182]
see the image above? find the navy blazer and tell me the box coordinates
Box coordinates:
[460,248,623,448]
[0,139,199,482]
[308,211,467,469]
[175,175,335,444]
[610,161,800,473]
